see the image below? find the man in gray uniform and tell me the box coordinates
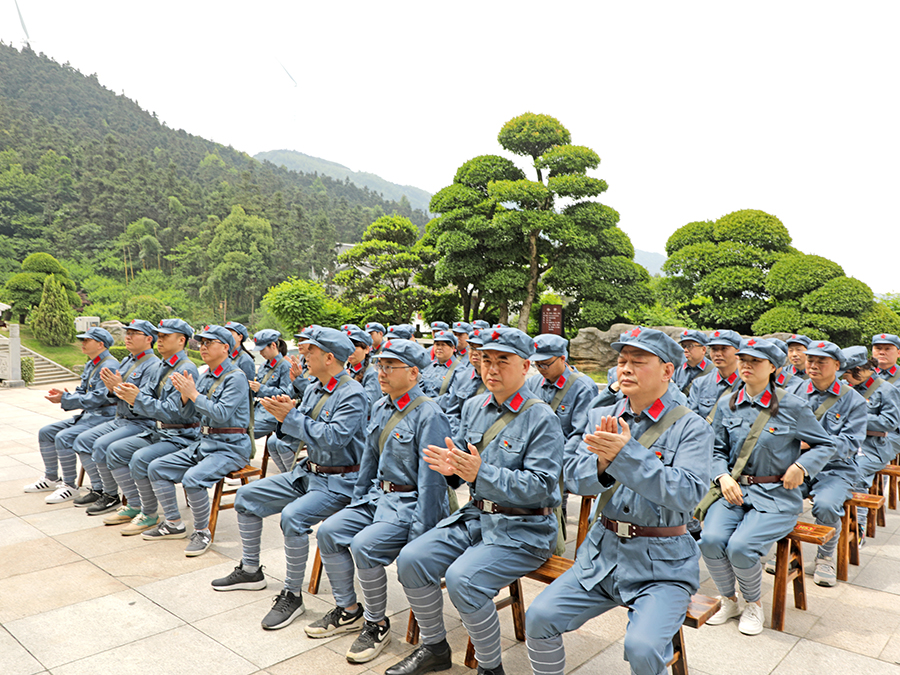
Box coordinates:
[673,329,713,395]
[688,329,741,421]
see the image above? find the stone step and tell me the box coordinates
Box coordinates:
[0,339,79,385]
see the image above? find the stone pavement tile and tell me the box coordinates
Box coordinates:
[0,626,44,675]
[193,592,339,669]
[88,538,230,587]
[49,624,257,675]
[319,613,421,672]
[267,642,411,675]
[21,504,107,537]
[9,451,44,470]
[0,440,36,456]
[1,492,74,516]
[4,588,184,668]
[0,560,127,623]
[0,477,38,498]
[773,638,900,674]
[0,427,38,443]
[679,618,799,675]
[854,555,900,596]
[804,600,900,657]
[0,503,13,520]
[0,453,25,468]
[0,536,81,580]
[137,560,272,623]
[0,462,41,481]
[0,517,45,547]
[873,531,900,562]
[53,520,159,559]
[879,630,900,664]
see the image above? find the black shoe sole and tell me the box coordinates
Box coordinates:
[211,579,267,592]
[261,604,305,630]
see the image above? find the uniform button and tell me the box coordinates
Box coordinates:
[623,506,630,514]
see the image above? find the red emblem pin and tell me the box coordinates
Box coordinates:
[714,331,720,337]
[630,327,641,337]
[491,331,500,340]
[882,334,887,339]
[384,341,392,350]
[748,339,756,346]
[818,342,825,348]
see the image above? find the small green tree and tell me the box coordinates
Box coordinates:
[3,252,79,322]
[262,277,354,334]
[31,276,76,346]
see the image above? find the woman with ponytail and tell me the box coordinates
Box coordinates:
[342,324,380,410]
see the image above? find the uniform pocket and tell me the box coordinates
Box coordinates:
[646,535,696,561]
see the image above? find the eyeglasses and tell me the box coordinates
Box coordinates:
[375,363,413,374]
[534,357,559,370]
[198,338,218,347]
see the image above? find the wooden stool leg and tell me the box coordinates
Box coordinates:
[577,496,594,549]
[890,473,899,511]
[849,505,860,567]
[308,547,323,594]
[406,610,421,645]
[509,579,526,642]
[260,434,272,479]
[208,482,224,541]
[771,538,790,632]
[77,466,85,488]
[670,626,688,675]
[791,539,807,611]
[465,639,478,670]
[837,507,850,582]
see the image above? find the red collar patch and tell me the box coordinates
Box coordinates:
[736,388,746,405]
[212,364,225,377]
[890,365,899,376]
[470,369,477,380]
[726,372,738,385]
[135,350,149,360]
[699,358,708,369]
[776,372,787,385]
[759,389,773,407]
[167,354,179,366]
[92,355,101,365]
[230,349,239,359]
[458,348,466,356]
[718,371,738,385]
[865,376,876,388]
[646,398,665,421]
[352,362,363,373]
[829,380,842,395]
[325,376,339,392]
[508,392,524,411]
[554,374,567,388]
[807,381,815,394]
[396,392,411,410]
[268,358,278,368]
[482,393,493,408]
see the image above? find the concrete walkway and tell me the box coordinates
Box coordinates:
[3,382,900,674]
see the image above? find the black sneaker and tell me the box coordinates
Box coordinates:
[86,493,121,516]
[73,489,102,507]
[304,603,365,638]
[261,589,304,630]
[211,563,267,592]
[347,618,391,663]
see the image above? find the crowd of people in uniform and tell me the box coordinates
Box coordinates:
[21,314,900,675]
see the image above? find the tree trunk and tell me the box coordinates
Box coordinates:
[470,291,480,321]
[499,302,509,325]
[461,288,471,322]
[518,231,540,331]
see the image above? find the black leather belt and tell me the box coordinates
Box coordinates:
[601,516,687,539]
[473,499,552,516]
[157,422,200,429]
[379,480,415,493]
[307,460,360,475]
[739,474,782,485]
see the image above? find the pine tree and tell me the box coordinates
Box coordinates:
[31,277,76,346]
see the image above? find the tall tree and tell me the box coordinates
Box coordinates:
[31,276,76,346]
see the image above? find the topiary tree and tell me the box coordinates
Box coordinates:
[123,295,168,326]
[262,277,328,334]
[31,276,76,346]
[765,254,844,302]
[858,303,900,340]
[801,277,874,317]
[3,252,79,322]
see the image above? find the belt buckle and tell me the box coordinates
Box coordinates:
[309,461,319,473]
[201,425,210,434]
[156,420,163,429]
[739,476,751,486]
[380,480,390,492]
[615,520,633,538]
[482,499,497,514]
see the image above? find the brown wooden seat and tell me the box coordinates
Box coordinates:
[406,553,719,674]
[771,522,834,631]
[875,464,900,522]
[577,495,595,548]
[208,464,261,541]
[258,433,275,478]
[837,492,885,581]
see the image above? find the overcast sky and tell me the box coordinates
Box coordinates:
[3,1,898,292]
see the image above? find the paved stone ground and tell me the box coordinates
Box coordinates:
[4,381,900,674]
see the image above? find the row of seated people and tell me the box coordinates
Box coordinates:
[25,318,900,674]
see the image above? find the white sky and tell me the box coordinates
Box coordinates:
[2,1,899,292]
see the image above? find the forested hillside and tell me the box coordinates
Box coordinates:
[0,43,427,323]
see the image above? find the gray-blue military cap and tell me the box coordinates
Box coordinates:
[842,345,870,370]
[386,324,414,340]
[76,326,114,348]
[306,326,354,363]
[295,324,319,341]
[432,330,458,348]
[678,329,708,346]
[126,319,158,343]
[224,321,249,342]
[612,326,684,368]
[468,328,487,347]
[787,334,812,348]
[530,334,568,361]
[770,338,789,355]
[872,333,900,349]
[707,329,742,349]
[737,338,785,368]
[364,322,386,334]
[480,327,534,359]
[196,325,235,351]
[343,324,373,347]
[472,320,491,331]
[156,319,194,339]
[451,321,471,334]
[375,338,430,371]
[430,321,450,333]
[805,340,845,367]
[252,329,281,351]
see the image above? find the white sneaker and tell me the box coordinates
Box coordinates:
[738,602,765,635]
[707,596,742,625]
[45,484,77,504]
[24,476,58,493]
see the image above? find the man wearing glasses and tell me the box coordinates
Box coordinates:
[673,329,712,396]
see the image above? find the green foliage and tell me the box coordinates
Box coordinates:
[123,295,168,325]
[858,303,900,340]
[453,156,525,196]
[422,290,461,325]
[108,346,131,361]
[800,313,860,346]
[665,221,715,256]
[497,113,571,159]
[765,254,844,301]
[535,145,600,177]
[3,252,78,321]
[20,356,34,384]
[801,277,874,317]
[262,278,330,334]
[712,210,791,252]
[696,266,765,299]
[31,276,76,346]
[696,298,769,331]
[623,302,698,329]
[752,305,804,335]
[22,252,66,275]
[429,184,482,213]
[487,180,551,210]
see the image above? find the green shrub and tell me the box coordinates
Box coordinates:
[752,305,804,335]
[800,313,860,346]
[21,356,34,384]
[765,254,844,301]
[801,277,874,317]
[32,277,76,346]
[858,303,900,340]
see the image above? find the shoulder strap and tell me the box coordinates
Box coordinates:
[476,398,542,453]
[206,368,240,399]
[887,371,900,386]
[475,381,487,396]
[814,383,848,420]
[729,389,786,479]
[155,359,182,397]
[863,377,885,400]
[706,384,736,424]
[309,374,353,421]
[550,372,585,413]
[377,396,430,455]
[439,359,461,396]
[591,405,691,523]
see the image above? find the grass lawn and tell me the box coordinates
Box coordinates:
[584,370,608,385]
[1,326,84,371]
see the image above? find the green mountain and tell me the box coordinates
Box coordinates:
[255,149,432,216]
[633,249,665,276]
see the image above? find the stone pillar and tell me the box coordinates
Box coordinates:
[6,324,26,387]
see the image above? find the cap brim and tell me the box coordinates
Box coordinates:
[75,332,92,339]
[707,339,739,348]
[480,344,528,358]
[804,348,840,360]
[374,349,417,368]
[737,346,776,364]
[195,331,229,345]
[529,352,562,361]
[611,340,677,365]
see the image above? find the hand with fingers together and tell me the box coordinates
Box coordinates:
[170,370,198,402]
[424,436,482,483]
[259,394,296,422]
[114,382,140,405]
[583,415,631,474]
[99,366,124,390]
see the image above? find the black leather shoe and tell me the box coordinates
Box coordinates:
[384,642,452,675]
[478,664,506,675]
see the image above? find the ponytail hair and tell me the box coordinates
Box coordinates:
[276,338,288,357]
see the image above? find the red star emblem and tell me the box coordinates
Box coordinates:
[682,330,688,336]
[159,320,164,326]
[491,331,501,340]
[714,331,720,337]
[818,342,825,348]
[474,329,480,336]
[384,341,392,350]
[630,327,641,337]
[347,330,352,336]
[748,339,756,346]
[534,342,539,349]
[882,334,887,339]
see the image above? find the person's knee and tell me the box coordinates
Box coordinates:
[396,544,430,588]
[147,458,167,482]
[725,538,760,569]
[180,469,204,490]
[525,592,562,639]
[445,563,485,613]
[623,628,664,674]
[280,507,311,538]
[316,518,343,555]
[698,528,730,559]
[812,496,842,524]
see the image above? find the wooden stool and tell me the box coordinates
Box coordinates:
[308,548,323,594]
[875,464,900,521]
[837,492,885,581]
[406,554,719,674]
[259,433,275,478]
[770,522,834,631]
[77,466,126,505]
[208,465,261,541]
[577,495,595,548]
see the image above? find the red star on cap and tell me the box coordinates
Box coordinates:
[491,331,501,340]
[630,327,641,337]
[384,341,392,349]
[347,330,352,336]
[748,339,756,345]
[534,342,539,349]
[130,319,135,324]
[791,334,797,339]
[682,330,688,336]
[474,329,480,336]
[204,325,210,331]
[818,342,825,348]
[882,334,887,339]
[714,331,720,337]
[159,320,164,326]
